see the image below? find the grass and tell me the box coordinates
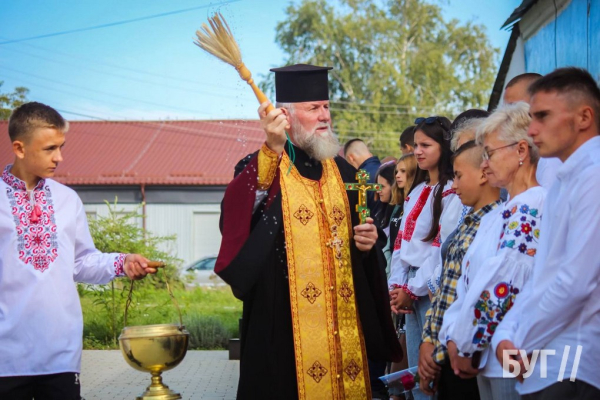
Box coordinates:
[80,284,242,350]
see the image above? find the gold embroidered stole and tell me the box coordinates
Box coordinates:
[279,154,370,400]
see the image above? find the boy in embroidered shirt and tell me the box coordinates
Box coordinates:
[419,139,501,399]
[0,102,159,400]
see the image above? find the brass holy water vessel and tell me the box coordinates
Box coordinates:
[118,262,189,400]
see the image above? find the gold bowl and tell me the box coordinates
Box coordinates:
[119,323,189,400]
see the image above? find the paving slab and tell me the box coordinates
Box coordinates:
[81,350,238,400]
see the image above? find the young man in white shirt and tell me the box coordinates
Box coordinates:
[0,102,159,400]
[493,68,600,399]
[503,72,562,190]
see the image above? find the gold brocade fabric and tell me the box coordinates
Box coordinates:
[279,154,370,400]
[257,143,280,190]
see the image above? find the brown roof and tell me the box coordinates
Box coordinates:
[0,120,265,186]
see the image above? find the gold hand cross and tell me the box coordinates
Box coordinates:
[344,169,381,224]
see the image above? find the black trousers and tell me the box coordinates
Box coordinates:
[523,380,600,400]
[437,362,480,400]
[0,372,81,400]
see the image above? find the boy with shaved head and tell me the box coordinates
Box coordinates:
[419,139,501,399]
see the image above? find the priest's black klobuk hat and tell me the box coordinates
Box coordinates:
[270,64,333,103]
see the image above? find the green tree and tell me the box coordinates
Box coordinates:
[264,0,499,156]
[0,81,29,120]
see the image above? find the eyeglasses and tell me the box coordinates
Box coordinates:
[414,116,450,139]
[414,116,443,126]
[482,142,518,161]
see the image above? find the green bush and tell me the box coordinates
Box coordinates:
[87,199,183,289]
[81,286,242,350]
[80,201,242,349]
[81,199,184,346]
[184,314,232,349]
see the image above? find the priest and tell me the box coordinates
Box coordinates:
[216,64,402,399]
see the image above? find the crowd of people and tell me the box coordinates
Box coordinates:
[4,55,598,400]
[353,67,600,400]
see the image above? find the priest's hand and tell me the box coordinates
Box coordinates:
[123,254,157,280]
[258,101,289,156]
[353,217,377,252]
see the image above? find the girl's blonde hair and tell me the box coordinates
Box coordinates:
[390,153,417,205]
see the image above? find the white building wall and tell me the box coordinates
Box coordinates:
[83,203,222,267]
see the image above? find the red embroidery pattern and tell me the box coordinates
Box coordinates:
[3,166,57,273]
[301,282,322,304]
[114,253,126,276]
[293,204,314,226]
[402,185,433,242]
[307,361,328,383]
[393,230,403,250]
[344,359,361,381]
[442,188,456,198]
[329,206,345,226]
[432,226,441,247]
[339,281,354,303]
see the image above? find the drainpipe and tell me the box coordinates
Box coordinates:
[140,183,147,234]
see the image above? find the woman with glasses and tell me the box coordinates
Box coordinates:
[389,115,463,400]
[440,102,546,400]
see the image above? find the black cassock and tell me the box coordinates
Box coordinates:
[216,145,402,399]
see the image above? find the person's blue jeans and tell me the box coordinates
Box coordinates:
[405,266,433,400]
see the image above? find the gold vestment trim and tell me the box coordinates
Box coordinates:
[279,154,370,400]
[257,143,280,190]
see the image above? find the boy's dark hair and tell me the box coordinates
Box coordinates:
[506,73,542,89]
[8,102,68,142]
[528,67,600,126]
[343,138,364,156]
[399,125,415,148]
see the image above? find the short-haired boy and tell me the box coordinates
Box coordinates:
[0,102,158,400]
[420,141,501,399]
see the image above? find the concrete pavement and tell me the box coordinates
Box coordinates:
[81,350,238,400]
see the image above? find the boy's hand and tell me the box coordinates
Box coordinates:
[447,341,479,379]
[123,254,158,280]
[418,342,442,382]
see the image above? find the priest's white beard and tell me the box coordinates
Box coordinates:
[291,119,341,161]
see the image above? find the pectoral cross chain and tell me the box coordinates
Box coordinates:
[326,225,344,266]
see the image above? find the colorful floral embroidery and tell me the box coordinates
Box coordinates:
[498,203,541,257]
[471,282,519,349]
[494,283,509,298]
[3,166,58,273]
[114,253,126,276]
